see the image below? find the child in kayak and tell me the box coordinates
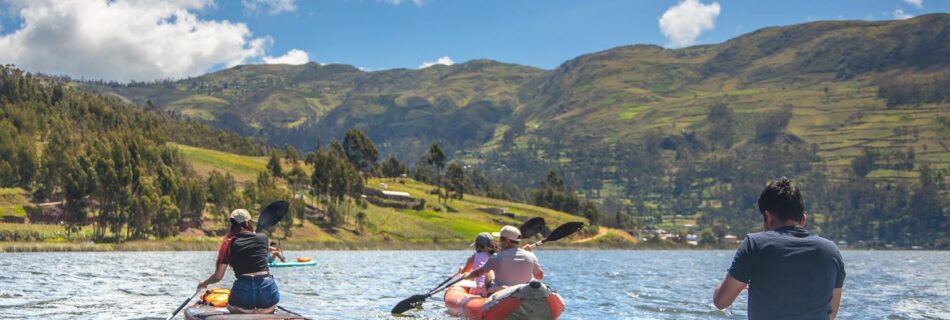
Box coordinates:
[268,241,286,264]
[197,209,280,314]
[457,232,497,296]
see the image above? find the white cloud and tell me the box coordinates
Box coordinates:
[242,0,296,15]
[894,8,915,20]
[419,56,454,69]
[658,0,721,48]
[263,49,309,65]
[0,0,273,82]
[903,0,923,9]
[380,0,424,7]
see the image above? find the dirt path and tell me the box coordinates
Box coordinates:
[573,227,609,243]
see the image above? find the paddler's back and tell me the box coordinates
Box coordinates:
[228,232,270,275]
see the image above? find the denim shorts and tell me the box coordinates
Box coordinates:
[229,275,280,309]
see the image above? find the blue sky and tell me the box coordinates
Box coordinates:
[0,0,947,81]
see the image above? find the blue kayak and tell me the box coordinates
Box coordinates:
[268,260,317,268]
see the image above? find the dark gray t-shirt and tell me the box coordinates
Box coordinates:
[728,225,845,320]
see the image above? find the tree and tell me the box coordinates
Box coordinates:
[310,147,333,200]
[543,171,564,191]
[286,165,308,195]
[207,171,238,221]
[62,155,94,237]
[707,103,735,149]
[755,105,793,143]
[581,200,601,226]
[355,211,367,234]
[909,165,945,245]
[284,145,301,165]
[267,150,283,178]
[426,143,447,203]
[851,149,875,178]
[381,155,408,178]
[445,161,467,200]
[176,177,206,228]
[153,196,180,238]
[700,229,718,245]
[343,129,379,180]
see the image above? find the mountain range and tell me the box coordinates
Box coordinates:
[84,14,950,200]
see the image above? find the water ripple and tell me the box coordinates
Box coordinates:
[0,251,948,319]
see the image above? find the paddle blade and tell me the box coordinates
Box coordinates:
[518,217,545,239]
[542,221,585,243]
[256,200,290,233]
[391,294,429,314]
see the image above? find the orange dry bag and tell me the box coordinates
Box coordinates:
[200,288,230,307]
[296,257,312,262]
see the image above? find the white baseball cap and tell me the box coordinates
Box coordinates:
[499,225,521,242]
[229,209,254,224]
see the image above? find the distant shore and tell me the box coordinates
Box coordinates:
[5,240,926,252]
[0,240,757,252]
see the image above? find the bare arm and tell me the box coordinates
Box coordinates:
[713,275,747,310]
[829,288,842,320]
[463,258,492,280]
[197,263,228,291]
[458,255,475,275]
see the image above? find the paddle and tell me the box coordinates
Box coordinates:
[166,290,200,320]
[391,276,464,314]
[526,221,585,248]
[256,200,290,234]
[518,217,546,240]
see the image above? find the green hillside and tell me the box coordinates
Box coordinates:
[172,143,590,244]
[4,142,604,248]
[82,15,950,246]
[88,15,950,183]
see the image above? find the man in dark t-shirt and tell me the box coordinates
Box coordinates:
[713,178,845,320]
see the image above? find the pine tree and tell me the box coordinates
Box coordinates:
[446,161,467,200]
[267,150,284,178]
[426,143,446,203]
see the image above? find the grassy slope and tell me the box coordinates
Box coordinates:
[173,144,630,246]
[0,188,30,217]
[1,143,629,249]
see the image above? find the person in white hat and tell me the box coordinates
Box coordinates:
[461,225,544,294]
[197,209,281,314]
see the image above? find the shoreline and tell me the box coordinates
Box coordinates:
[3,240,936,252]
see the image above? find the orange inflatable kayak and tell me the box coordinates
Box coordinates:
[443,280,565,320]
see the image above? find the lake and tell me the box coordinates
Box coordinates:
[0,250,947,319]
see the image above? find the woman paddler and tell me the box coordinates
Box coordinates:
[197,209,280,314]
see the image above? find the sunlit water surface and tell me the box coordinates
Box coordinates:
[1,250,948,319]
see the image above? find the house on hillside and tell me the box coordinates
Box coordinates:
[721,234,739,245]
[476,207,515,218]
[363,188,425,210]
[381,190,413,201]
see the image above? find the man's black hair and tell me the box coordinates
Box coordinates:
[757,177,805,222]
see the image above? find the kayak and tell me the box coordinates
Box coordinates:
[443,280,565,320]
[184,305,309,320]
[268,261,317,268]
